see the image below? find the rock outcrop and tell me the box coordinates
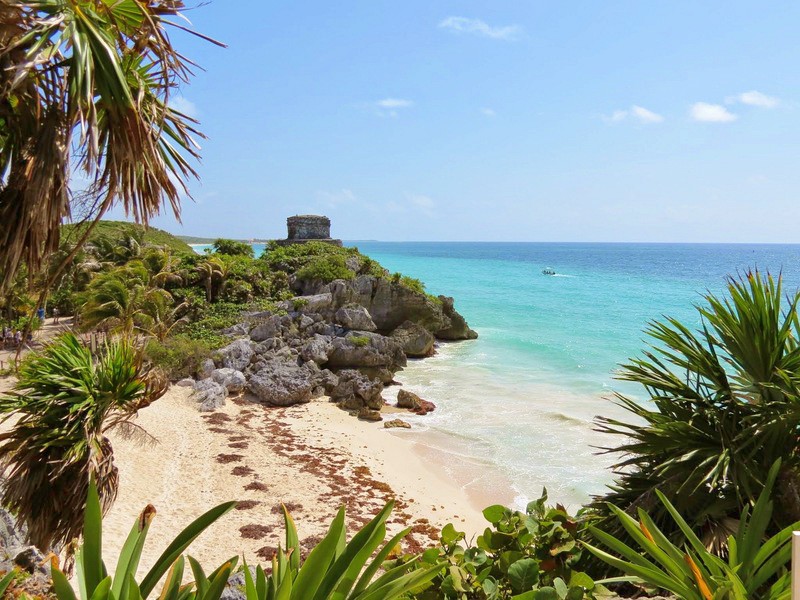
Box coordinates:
[391,320,435,357]
[292,275,477,340]
[397,389,436,415]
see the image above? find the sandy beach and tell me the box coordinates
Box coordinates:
[102,386,491,577]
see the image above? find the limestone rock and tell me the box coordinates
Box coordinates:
[435,296,478,340]
[326,332,406,371]
[197,358,216,379]
[247,359,314,406]
[211,368,247,393]
[397,389,436,415]
[300,334,333,364]
[391,320,435,357]
[176,378,195,387]
[218,339,254,371]
[293,275,477,341]
[331,370,384,411]
[335,306,377,332]
[249,317,281,342]
[384,419,411,429]
[193,379,227,411]
[357,408,382,422]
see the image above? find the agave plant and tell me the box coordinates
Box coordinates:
[236,501,443,600]
[591,271,800,549]
[0,0,221,288]
[50,481,236,600]
[584,461,798,600]
[0,333,167,551]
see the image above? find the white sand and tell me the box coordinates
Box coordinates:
[102,387,490,576]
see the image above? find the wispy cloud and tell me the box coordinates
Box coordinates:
[438,16,521,41]
[690,102,738,123]
[726,90,780,109]
[169,96,199,118]
[317,189,358,208]
[408,194,435,216]
[603,105,664,124]
[480,107,496,117]
[369,98,414,118]
[377,98,414,109]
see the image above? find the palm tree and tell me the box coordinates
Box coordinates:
[141,290,188,342]
[195,257,228,302]
[590,271,800,551]
[0,1,222,288]
[0,333,167,551]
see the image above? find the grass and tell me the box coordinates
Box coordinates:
[62,220,194,255]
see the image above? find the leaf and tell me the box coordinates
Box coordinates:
[483,505,508,524]
[507,558,540,594]
[139,501,237,597]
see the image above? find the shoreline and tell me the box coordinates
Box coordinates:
[102,386,492,576]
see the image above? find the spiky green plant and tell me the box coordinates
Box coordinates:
[51,481,236,600]
[585,461,798,600]
[236,501,443,600]
[590,270,800,551]
[0,333,167,551]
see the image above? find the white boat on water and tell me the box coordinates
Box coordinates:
[542,267,556,275]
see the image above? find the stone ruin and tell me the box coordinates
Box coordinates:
[275,215,342,246]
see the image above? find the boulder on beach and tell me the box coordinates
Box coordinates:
[397,389,436,415]
[384,419,411,429]
[391,320,435,357]
[247,359,315,406]
[218,339,254,371]
[331,369,384,411]
[193,379,227,412]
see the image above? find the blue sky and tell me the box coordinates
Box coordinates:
[113,1,800,243]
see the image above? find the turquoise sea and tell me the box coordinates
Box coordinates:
[195,242,800,508]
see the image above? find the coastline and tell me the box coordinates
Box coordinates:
[102,385,491,576]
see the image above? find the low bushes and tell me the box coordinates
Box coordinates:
[144,334,220,379]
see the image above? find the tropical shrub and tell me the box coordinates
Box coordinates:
[296,255,354,282]
[144,335,219,380]
[590,271,800,549]
[238,501,442,600]
[585,461,797,600]
[51,482,236,600]
[213,239,255,257]
[0,333,167,551]
[410,490,605,599]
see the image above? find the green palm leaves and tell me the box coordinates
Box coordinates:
[0,333,167,551]
[0,0,220,286]
[242,501,442,600]
[592,271,800,549]
[51,481,236,600]
[585,461,797,600]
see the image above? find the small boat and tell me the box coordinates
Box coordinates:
[542,267,556,276]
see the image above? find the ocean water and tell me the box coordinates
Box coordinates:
[345,242,800,509]
[194,242,800,508]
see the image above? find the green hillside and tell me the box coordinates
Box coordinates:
[62,220,194,255]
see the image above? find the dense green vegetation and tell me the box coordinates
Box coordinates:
[63,221,195,256]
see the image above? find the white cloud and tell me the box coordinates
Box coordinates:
[481,107,496,117]
[602,105,663,124]
[690,102,738,123]
[727,90,780,109]
[368,98,414,118]
[630,105,664,124]
[377,98,414,109]
[438,17,521,41]
[169,96,198,118]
